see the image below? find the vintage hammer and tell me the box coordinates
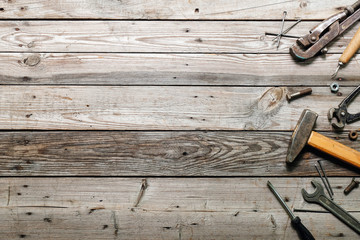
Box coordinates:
[287,109,360,168]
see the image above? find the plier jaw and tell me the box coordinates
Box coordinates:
[328,85,360,129]
[328,107,347,129]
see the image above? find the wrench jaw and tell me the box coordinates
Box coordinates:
[289,21,340,61]
[301,180,325,203]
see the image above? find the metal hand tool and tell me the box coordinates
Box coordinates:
[286,109,360,169]
[332,26,360,79]
[276,11,287,49]
[290,0,360,60]
[328,84,360,129]
[302,180,360,234]
[315,164,333,200]
[318,161,334,197]
[267,181,315,240]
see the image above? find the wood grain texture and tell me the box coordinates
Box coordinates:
[0,21,359,53]
[0,0,352,20]
[1,131,359,176]
[1,53,360,85]
[0,178,359,240]
[1,86,359,130]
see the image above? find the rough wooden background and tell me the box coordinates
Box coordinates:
[0,0,359,239]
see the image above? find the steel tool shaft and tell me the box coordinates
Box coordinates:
[267,181,315,240]
[332,26,360,78]
[302,180,360,234]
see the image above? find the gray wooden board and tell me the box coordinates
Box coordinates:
[1,1,360,238]
[0,21,359,53]
[1,131,359,176]
[1,53,359,86]
[0,0,353,20]
[1,86,359,130]
[0,178,359,240]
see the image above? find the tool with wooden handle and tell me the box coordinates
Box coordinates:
[286,109,360,169]
[332,26,360,78]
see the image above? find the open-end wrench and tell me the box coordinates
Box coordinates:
[302,180,360,234]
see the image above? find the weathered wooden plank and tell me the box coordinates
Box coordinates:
[0,178,359,239]
[0,0,352,20]
[2,53,359,85]
[1,21,359,53]
[1,131,359,176]
[1,86,359,130]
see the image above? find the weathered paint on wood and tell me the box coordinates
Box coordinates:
[0,178,359,239]
[0,0,352,20]
[0,21,359,53]
[1,53,360,85]
[1,131,359,176]
[1,86,359,130]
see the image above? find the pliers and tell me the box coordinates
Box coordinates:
[328,85,360,129]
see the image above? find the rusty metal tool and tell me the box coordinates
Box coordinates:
[267,181,315,240]
[328,84,360,129]
[286,109,360,169]
[315,164,333,200]
[318,160,334,197]
[290,0,360,60]
[302,180,360,234]
[332,26,360,78]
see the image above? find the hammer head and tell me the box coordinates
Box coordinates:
[286,109,318,163]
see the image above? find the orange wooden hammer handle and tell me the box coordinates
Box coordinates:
[308,131,360,169]
[339,26,360,64]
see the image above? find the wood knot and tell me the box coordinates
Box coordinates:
[23,54,40,66]
[300,1,308,8]
[257,87,285,113]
